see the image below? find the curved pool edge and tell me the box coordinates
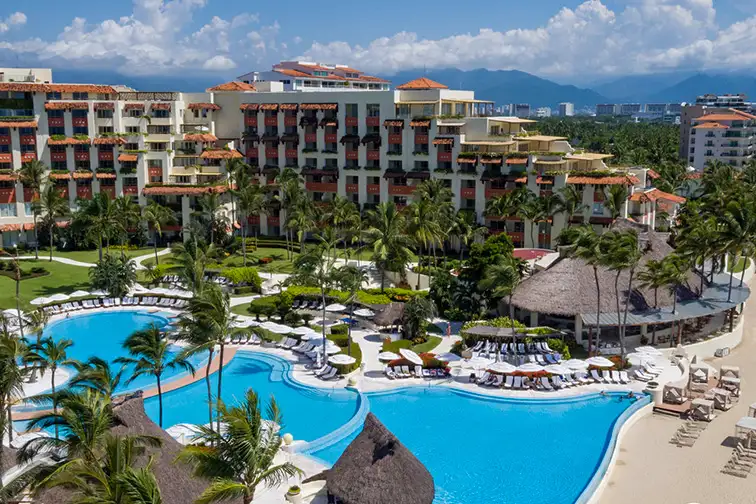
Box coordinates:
[577,395,653,504]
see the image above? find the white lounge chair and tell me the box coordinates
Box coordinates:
[552,376,564,389]
[611,371,624,384]
[634,369,652,381]
[643,364,662,376]
[321,367,338,380]
[401,366,412,377]
[602,370,614,383]
[396,366,409,378]
[591,370,605,383]
[619,371,631,384]
[491,375,504,387]
[384,366,396,379]
[476,371,490,384]
[541,377,554,390]
[414,365,423,378]
[513,376,523,389]
[504,375,514,389]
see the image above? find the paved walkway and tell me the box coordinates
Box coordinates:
[0,255,94,267]
[601,277,756,503]
[132,248,171,270]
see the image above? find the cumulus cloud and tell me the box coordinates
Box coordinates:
[300,0,751,77]
[0,11,27,33]
[203,54,236,70]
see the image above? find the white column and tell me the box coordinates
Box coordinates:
[529,311,539,327]
[574,314,584,344]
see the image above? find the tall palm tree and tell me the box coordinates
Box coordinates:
[182,285,240,433]
[286,195,317,251]
[115,324,195,427]
[69,357,124,400]
[326,195,360,259]
[414,178,455,255]
[113,195,142,259]
[449,210,487,259]
[172,239,214,295]
[0,330,29,451]
[557,185,586,228]
[176,390,303,504]
[236,183,268,266]
[606,230,641,361]
[603,185,629,225]
[721,196,756,301]
[81,192,121,260]
[37,183,70,261]
[479,255,523,356]
[661,254,689,345]
[142,201,176,265]
[25,309,49,382]
[277,168,304,260]
[517,195,545,248]
[335,265,367,357]
[25,337,76,439]
[363,202,413,291]
[226,157,250,227]
[176,318,216,431]
[17,159,47,259]
[637,259,667,344]
[193,193,229,245]
[405,199,442,283]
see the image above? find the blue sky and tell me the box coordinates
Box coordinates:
[1,0,755,81]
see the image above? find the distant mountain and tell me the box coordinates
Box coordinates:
[51,68,232,93]
[592,71,696,102]
[384,68,608,109]
[643,73,756,104]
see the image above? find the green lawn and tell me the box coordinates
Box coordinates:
[0,260,92,310]
[381,335,442,354]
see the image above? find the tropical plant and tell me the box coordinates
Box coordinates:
[402,296,436,341]
[557,185,586,227]
[363,202,413,291]
[17,159,47,260]
[0,330,29,452]
[89,254,137,297]
[448,210,487,259]
[405,199,442,284]
[176,390,303,504]
[142,201,176,265]
[37,183,70,261]
[113,195,142,259]
[25,309,49,382]
[69,357,124,400]
[479,255,523,353]
[115,324,195,427]
[636,259,666,344]
[171,239,215,295]
[325,195,360,258]
[603,184,629,225]
[236,183,268,266]
[517,194,546,248]
[606,230,641,361]
[335,265,367,356]
[25,337,76,439]
[80,192,122,260]
[661,254,689,345]
[193,193,229,245]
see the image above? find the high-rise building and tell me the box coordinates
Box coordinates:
[0,65,671,250]
[514,104,530,118]
[679,94,752,161]
[619,103,643,116]
[688,109,756,171]
[595,104,617,116]
[535,107,551,118]
[559,103,574,117]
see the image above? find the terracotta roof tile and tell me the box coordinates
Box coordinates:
[567,175,639,186]
[124,103,145,111]
[693,114,749,122]
[200,149,242,159]
[0,224,21,232]
[48,137,90,146]
[0,83,116,93]
[300,103,337,110]
[72,171,93,179]
[187,103,220,111]
[396,77,448,90]
[118,154,138,162]
[151,103,171,111]
[49,172,71,180]
[240,103,260,111]
[693,122,729,129]
[629,188,686,204]
[184,133,217,143]
[0,121,37,128]
[273,68,311,78]
[94,102,115,110]
[647,169,660,179]
[96,172,117,179]
[207,81,256,92]
[142,184,230,196]
[93,137,126,145]
[44,102,89,110]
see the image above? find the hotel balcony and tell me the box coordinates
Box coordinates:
[460,187,476,199]
[244,116,258,127]
[76,184,93,199]
[74,151,90,162]
[304,133,317,143]
[264,116,278,127]
[21,152,37,162]
[265,148,279,159]
[367,184,380,195]
[99,186,116,199]
[20,135,36,145]
[388,184,415,196]
[345,150,358,160]
[72,117,88,128]
[51,152,67,162]
[366,117,380,127]
[325,133,338,143]
[305,181,338,192]
[98,150,114,162]
[367,150,380,161]
[284,116,297,127]
[48,117,64,128]
[0,188,16,203]
[388,134,402,144]
[0,153,11,163]
[437,152,452,162]
[0,135,9,145]
[123,185,139,196]
[346,183,359,193]
[345,116,359,127]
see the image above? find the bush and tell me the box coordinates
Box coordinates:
[328,333,350,347]
[450,339,465,356]
[381,338,413,353]
[327,335,362,374]
[330,324,348,335]
[283,311,302,326]
[30,266,48,274]
[546,338,571,360]
[234,286,256,295]
[221,267,262,291]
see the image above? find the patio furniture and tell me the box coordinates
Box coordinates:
[721,376,741,397]
[663,384,687,405]
[691,398,716,422]
[710,388,733,411]
[721,365,740,379]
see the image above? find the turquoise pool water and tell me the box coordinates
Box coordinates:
[144,352,360,442]
[310,388,644,504]
[42,310,208,393]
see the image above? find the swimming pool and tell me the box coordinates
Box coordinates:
[141,351,646,504]
[144,352,361,442]
[42,310,208,393]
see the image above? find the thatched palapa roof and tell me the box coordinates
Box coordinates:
[306,413,434,504]
[511,221,702,318]
[373,302,405,327]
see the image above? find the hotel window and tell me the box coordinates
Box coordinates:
[366,104,380,117]
[441,103,452,115]
[0,203,17,217]
[128,109,144,118]
[97,93,111,100]
[152,109,170,118]
[422,104,434,116]
[388,160,402,171]
[96,109,113,119]
[414,160,429,171]
[396,104,410,117]
[46,92,62,100]
[345,104,358,117]
[51,161,67,170]
[98,126,114,134]
[0,145,9,154]
[147,125,171,135]
[20,144,35,154]
[455,103,465,115]
[73,126,89,136]
[126,126,140,134]
[592,203,604,215]
[72,92,89,100]
[47,110,64,118]
[124,143,139,151]
[148,160,163,169]
[24,202,33,216]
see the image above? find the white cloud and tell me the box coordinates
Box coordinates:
[292,36,302,45]
[203,54,236,70]
[0,11,27,33]
[300,0,755,77]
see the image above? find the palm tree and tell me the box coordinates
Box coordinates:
[326,195,360,259]
[637,259,667,344]
[226,157,250,227]
[176,318,216,431]
[286,195,317,251]
[25,309,49,382]
[405,199,442,284]
[182,285,240,433]
[176,390,303,504]
[402,296,437,342]
[69,357,124,399]
[479,255,522,356]
[721,196,756,301]
[17,159,47,259]
[414,178,454,256]
[448,210,487,259]
[277,168,304,260]
[172,239,214,295]
[112,195,142,258]
[363,202,413,291]
[517,195,545,248]
[236,183,268,266]
[115,324,195,427]
[557,185,586,228]
[25,337,76,439]
[603,185,629,225]
[0,330,29,451]
[335,265,367,356]
[37,183,70,261]
[661,254,689,345]
[81,192,121,260]
[89,254,137,297]
[142,201,176,265]
[193,193,229,245]
[606,230,641,362]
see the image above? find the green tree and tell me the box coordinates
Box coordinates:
[517,194,545,248]
[448,210,487,259]
[637,259,667,344]
[176,390,303,504]
[362,202,413,291]
[89,254,137,297]
[80,192,122,260]
[405,199,442,285]
[69,357,124,400]
[17,159,47,260]
[606,230,641,361]
[236,183,268,266]
[603,184,629,225]
[402,296,436,342]
[193,193,229,245]
[0,330,29,453]
[325,195,360,259]
[25,337,76,439]
[25,308,49,382]
[115,324,195,427]
[37,183,70,261]
[661,254,689,345]
[479,255,523,353]
[142,201,176,265]
[113,195,142,259]
[335,265,368,356]
[557,185,586,228]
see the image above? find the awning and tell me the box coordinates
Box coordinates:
[383,119,404,128]
[118,153,138,162]
[432,137,454,145]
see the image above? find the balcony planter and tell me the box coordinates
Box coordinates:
[285,486,302,504]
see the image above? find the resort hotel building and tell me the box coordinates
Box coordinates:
[0,62,684,248]
[687,108,756,171]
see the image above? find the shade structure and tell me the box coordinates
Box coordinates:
[300,332,322,341]
[69,290,91,298]
[563,359,589,370]
[586,356,615,368]
[399,348,423,366]
[487,361,517,374]
[627,352,655,366]
[165,423,198,445]
[329,354,357,365]
[10,431,50,450]
[635,346,663,356]
[544,364,572,375]
[435,352,461,363]
[292,326,316,336]
[30,297,49,306]
[462,356,493,369]
[325,303,347,312]
[354,308,375,317]
[517,363,544,373]
[378,351,401,361]
[47,293,70,302]
[232,319,253,329]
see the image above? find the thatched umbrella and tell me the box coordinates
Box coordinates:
[306,413,434,504]
[373,302,405,328]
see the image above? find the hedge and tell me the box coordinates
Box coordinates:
[285,285,426,306]
[220,267,262,290]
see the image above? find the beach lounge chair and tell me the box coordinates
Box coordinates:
[527,355,537,363]
[384,366,396,379]
[395,366,409,378]
[535,354,546,365]
[292,341,307,352]
[504,375,514,388]
[643,364,661,376]
[492,375,504,387]
[518,343,526,353]
[321,367,339,380]
[602,370,614,383]
[619,371,631,383]
[472,340,483,351]
[545,354,558,364]
[476,371,490,384]
[541,377,554,391]
[552,376,564,389]
[612,371,626,384]
[422,368,432,378]
[401,366,412,377]
[591,370,605,383]
[513,376,523,389]
[414,365,423,378]
[634,369,652,381]
[314,365,330,377]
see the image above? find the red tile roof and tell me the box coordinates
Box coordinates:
[0,224,21,232]
[629,188,686,204]
[118,154,138,162]
[240,103,259,111]
[150,103,171,111]
[396,77,448,90]
[188,103,221,111]
[49,172,71,180]
[93,137,126,145]
[44,102,89,110]
[94,102,115,110]
[693,122,729,129]
[647,169,660,179]
[48,137,90,146]
[273,68,311,78]
[0,120,37,128]
[567,175,639,186]
[207,81,256,92]
[200,149,242,159]
[124,103,145,110]
[184,133,217,143]
[693,114,748,122]
[142,184,230,196]
[0,83,116,93]
[72,171,93,179]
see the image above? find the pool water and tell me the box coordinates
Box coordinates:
[310,388,643,504]
[43,310,208,393]
[144,353,360,442]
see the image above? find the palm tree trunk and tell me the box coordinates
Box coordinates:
[321,291,328,358]
[205,348,214,433]
[620,268,635,362]
[727,253,735,302]
[652,289,658,345]
[241,219,247,267]
[509,294,517,358]
[347,304,353,357]
[699,255,705,294]
[33,211,39,260]
[6,405,11,443]
[157,374,163,428]
[153,230,160,265]
[416,244,423,291]
[614,272,622,357]
[593,266,601,355]
[740,257,747,287]
[52,371,58,439]
[530,222,536,249]
[98,236,103,262]
[380,267,386,293]
[49,225,54,262]
[15,269,24,340]
[216,343,225,434]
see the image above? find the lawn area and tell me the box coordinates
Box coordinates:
[29,247,156,264]
[141,246,297,274]
[0,260,92,310]
[381,335,442,354]
[728,256,751,274]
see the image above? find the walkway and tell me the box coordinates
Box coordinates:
[0,256,94,267]
[600,276,756,503]
[132,248,171,270]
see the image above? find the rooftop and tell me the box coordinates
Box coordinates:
[396,77,448,90]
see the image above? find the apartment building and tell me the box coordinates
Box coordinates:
[680,95,754,162]
[688,109,756,171]
[559,103,574,117]
[0,67,678,250]
[595,104,618,116]
[237,61,390,92]
[535,107,551,118]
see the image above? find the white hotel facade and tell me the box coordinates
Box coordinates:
[0,62,680,249]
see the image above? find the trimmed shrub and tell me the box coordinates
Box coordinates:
[546,338,571,360]
[330,324,348,335]
[220,267,262,291]
[328,333,350,347]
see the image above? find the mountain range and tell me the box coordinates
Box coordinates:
[48,67,756,110]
